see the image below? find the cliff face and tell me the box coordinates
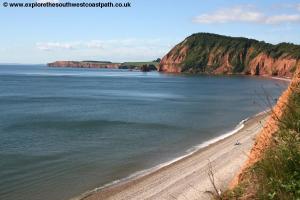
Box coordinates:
[159,33,300,77]
[48,61,121,69]
[230,62,300,187]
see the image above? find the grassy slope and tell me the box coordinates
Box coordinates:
[223,86,300,199]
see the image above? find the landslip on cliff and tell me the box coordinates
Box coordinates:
[159,33,300,78]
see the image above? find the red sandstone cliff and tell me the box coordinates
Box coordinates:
[159,33,300,78]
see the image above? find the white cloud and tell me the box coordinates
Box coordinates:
[86,40,103,49]
[36,0,59,3]
[36,42,77,51]
[35,38,174,61]
[193,5,300,25]
[265,14,300,24]
[36,39,170,51]
[193,6,264,24]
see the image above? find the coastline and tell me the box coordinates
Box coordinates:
[271,76,292,82]
[72,111,270,200]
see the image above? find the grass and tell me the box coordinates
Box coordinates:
[221,86,300,200]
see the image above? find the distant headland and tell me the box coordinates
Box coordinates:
[47,59,160,72]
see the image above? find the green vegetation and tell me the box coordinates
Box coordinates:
[121,61,159,67]
[175,33,300,73]
[152,58,161,63]
[82,60,113,64]
[119,61,159,71]
[222,86,300,200]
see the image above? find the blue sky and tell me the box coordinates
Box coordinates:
[1,0,300,63]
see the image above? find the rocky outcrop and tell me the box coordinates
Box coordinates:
[140,64,157,72]
[159,33,300,78]
[159,46,189,73]
[247,54,297,77]
[48,61,121,69]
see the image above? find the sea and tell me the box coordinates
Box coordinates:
[0,64,288,200]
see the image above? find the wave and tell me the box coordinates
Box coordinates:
[70,111,267,200]
[255,108,270,116]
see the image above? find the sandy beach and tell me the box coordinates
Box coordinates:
[76,112,269,200]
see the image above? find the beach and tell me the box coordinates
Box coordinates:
[77,112,269,200]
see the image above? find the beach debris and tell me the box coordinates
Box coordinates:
[235,140,241,145]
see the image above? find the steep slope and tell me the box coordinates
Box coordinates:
[159,33,300,77]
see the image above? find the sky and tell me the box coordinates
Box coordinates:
[0,0,300,64]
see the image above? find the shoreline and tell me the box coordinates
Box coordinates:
[72,110,270,200]
[271,76,292,82]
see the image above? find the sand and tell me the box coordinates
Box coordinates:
[77,112,269,200]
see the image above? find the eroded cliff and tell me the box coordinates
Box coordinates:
[159,33,300,77]
[230,62,300,189]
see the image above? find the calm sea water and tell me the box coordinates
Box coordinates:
[0,65,287,200]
